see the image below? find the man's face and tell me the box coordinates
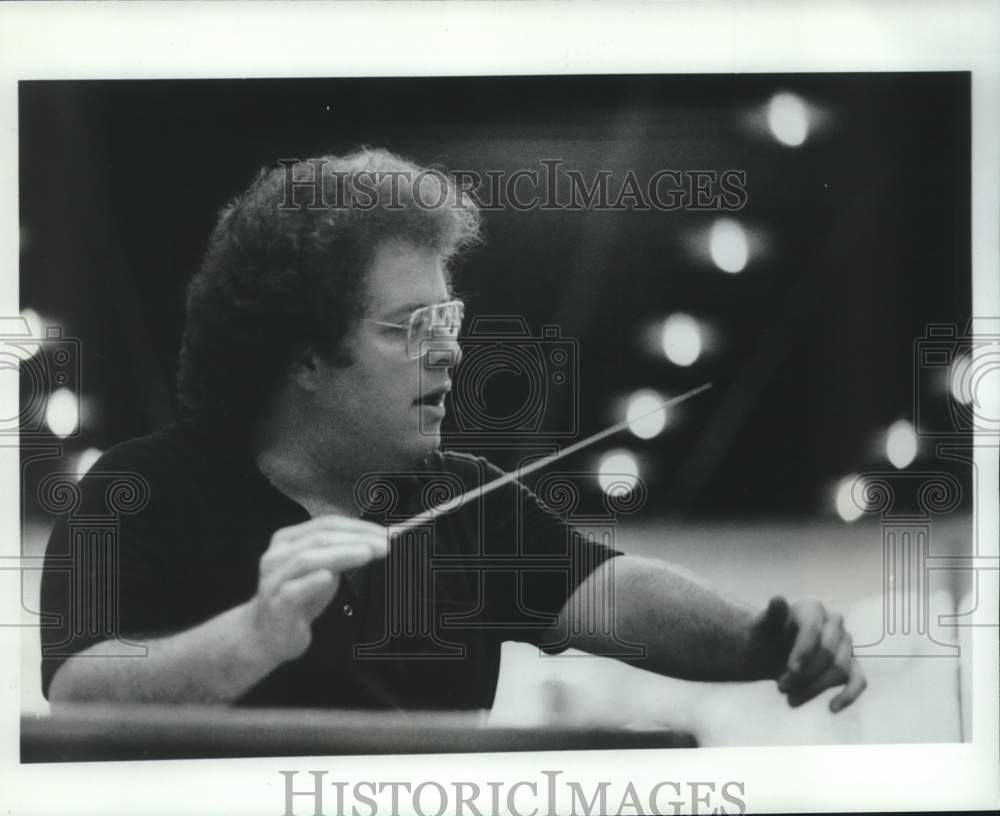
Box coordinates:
[310,238,460,473]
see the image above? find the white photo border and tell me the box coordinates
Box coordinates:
[1,1,997,814]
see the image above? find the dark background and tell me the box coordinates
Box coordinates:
[18,74,971,519]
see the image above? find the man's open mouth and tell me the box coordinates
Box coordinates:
[413,387,450,407]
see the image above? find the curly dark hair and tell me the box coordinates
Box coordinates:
[177,148,482,437]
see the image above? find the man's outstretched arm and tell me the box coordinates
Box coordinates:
[547,554,866,712]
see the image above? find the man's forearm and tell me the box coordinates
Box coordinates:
[48,601,281,705]
[552,555,777,682]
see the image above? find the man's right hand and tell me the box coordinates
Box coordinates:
[249,515,389,664]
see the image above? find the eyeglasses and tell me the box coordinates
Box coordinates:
[365,299,465,359]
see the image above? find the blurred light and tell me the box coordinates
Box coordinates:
[625,390,668,439]
[660,314,702,367]
[767,92,810,147]
[598,450,640,495]
[20,307,43,337]
[0,364,16,425]
[708,218,749,273]
[19,308,43,359]
[75,447,103,480]
[834,474,866,523]
[885,419,918,469]
[45,388,78,438]
[948,351,974,404]
[948,346,1000,426]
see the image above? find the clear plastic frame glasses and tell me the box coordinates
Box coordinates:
[365,299,465,359]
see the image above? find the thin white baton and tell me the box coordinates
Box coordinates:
[387,382,713,537]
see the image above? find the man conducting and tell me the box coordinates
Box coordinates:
[40,149,866,715]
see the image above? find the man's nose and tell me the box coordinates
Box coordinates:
[423,335,463,369]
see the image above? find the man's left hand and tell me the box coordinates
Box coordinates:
[750,596,867,713]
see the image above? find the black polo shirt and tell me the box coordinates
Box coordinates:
[39,420,621,710]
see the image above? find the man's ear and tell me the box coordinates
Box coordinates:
[288,347,324,391]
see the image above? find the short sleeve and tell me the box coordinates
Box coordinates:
[38,439,185,699]
[441,453,623,653]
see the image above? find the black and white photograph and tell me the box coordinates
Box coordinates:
[1,3,997,815]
